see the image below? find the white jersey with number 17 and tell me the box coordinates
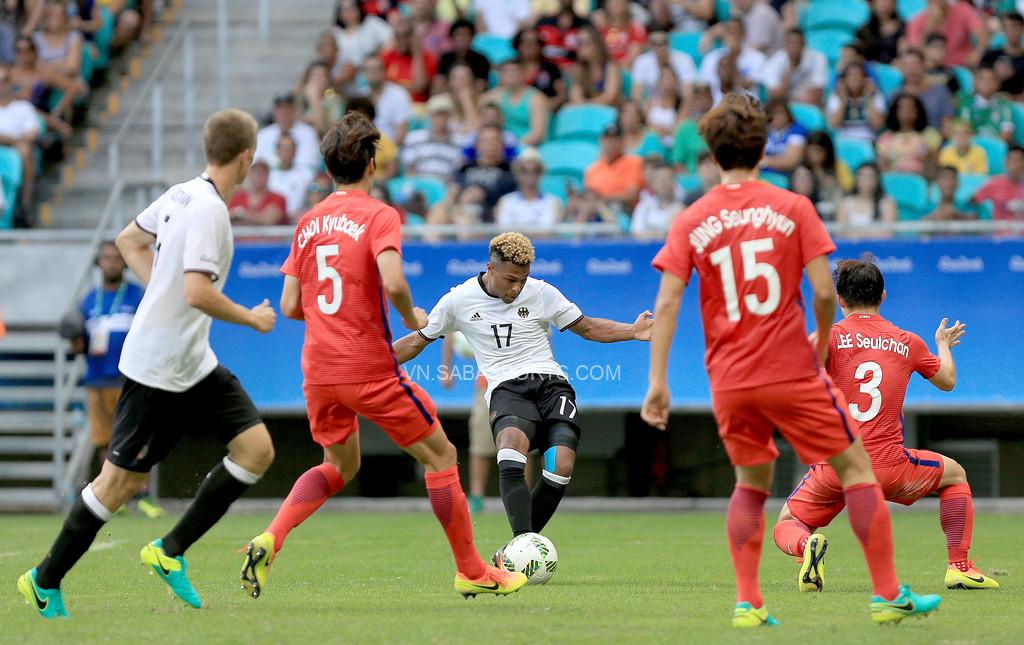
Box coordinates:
[420,274,583,403]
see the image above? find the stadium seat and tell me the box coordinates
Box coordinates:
[789,102,826,132]
[1013,102,1024,147]
[404,213,425,226]
[897,0,925,21]
[806,28,854,67]
[676,174,703,195]
[716,0,730,21]
[540,172,582,204]
[472,34,516,65]
[0,146,22,229]
[801,0,869,32]
[550,105,617,141]
[761,173,790,190]
[386,176,447,208]
[882,172,930,219]
[538,140,600,177]
[870,63,904,98]
[974,136,1008,175]
[927,173,988,211]
[835,135,876,171]
[952,66,973,96]
[669,32,702,67]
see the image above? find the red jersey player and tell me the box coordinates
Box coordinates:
[641,94,941,627]
[238,112,527,599]
[773,260,998,591]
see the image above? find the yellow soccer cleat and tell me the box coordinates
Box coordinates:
[732,602,780,628]
[454,565,528,598]
[239,532,276,599]
[945,561,1000,590]
[799,533,828,592]
[136,496,166,519]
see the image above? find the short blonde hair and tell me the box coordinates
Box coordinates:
[203,108,258,166]
[489,232,535,266]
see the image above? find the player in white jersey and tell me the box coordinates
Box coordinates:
[394,233,652,546]
[18,109,277,619]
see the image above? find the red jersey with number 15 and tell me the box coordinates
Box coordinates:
[827,313,940,466]
[652,181,836,391]
[281,190,403,385]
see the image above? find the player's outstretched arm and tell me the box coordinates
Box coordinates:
[568,311,654,343]
[280,275,304,321]
[641,272,686,430]
[115,221,156,286]
[393,331,431,364]
[805,255,836,365]
[183,272,276,333]
[376,250,428,330]
[929,317,966,391]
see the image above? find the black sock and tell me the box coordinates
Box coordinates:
[498,459,532,536]
[36,494,107,589]
[531,477,568,533]
[161,460,253,557]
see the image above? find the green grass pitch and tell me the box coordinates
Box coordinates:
[0,510,1021,644]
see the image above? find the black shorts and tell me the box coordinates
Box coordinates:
[489,374,580,450]
[107,364,263,473]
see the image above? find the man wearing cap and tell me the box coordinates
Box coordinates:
[583,123,645,211]
[254,93,322,172]
[400,94,465,181]
[495,147,562,234]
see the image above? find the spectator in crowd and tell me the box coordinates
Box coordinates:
[564,187,616,225]
[267,133,315,222]
[630,28,696,101]
[91,0,150,49]
[804,131,850,219]
[347,95,399,178]
[400,93,465,180]
[827,61,886,144]
[0,63,39,211]
[483,57,548,146]
[306,171,334,209]
[939,119,990,175]
[11,35,75,134]
[73,0,144,53]
[760,98,807,179]
[536,0,589,68]
[630,164,682,238]
[333,0,392,72]
[446,62,482,142]
[410,0,450,59]
[897,48,955,130]
[474,0,531,39]
[460,98,518,161]
[0,0,42,65]
[975,145,1024,222]
[856,0,905,65]
[645,0,675,33]
[763,28,828,106]
[228,159,287,226]
[877,93,942,178]
[381,15,437,103]
[254,92,322,172]
[429,124,516,228]
[680,150,719,204]
[596,0,646,66]
[643,66,683,146]
[619,99,665,158]
[671,81,712,173]
[309,29,356,90]
[296,61,345,134]
[514,26,565,109]
[923,34,961,96]
[584,122,645,210]
[907,0,989,68]
[981,12,1024,97]
[494,146,563,232]
[957,66,1015,144]
[435,19,489,94]
[567,25,621,106]
[647,0,714,33]
[837,162,898,235]
[699,19,766,103]
[33,0,83,81]
[926,165,974,221]
[730,0,781,55]
[360,54,412,144]
[790,164,823,212]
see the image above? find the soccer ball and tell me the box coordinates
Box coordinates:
[498,532,558,585]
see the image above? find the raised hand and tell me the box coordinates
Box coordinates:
[935,317,966,348]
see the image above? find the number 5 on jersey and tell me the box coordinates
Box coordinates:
[316,244,343,314]
[709,238,781,322]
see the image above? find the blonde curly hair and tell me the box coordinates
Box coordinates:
[489,232,535,266]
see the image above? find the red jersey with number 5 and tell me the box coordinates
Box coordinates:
[652,181,835,390]
[281,189,403,385]
[826,313,940,466]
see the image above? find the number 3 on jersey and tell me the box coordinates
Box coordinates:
[709,238,781,322]
[850,360,883,422]
[316,244,343,314]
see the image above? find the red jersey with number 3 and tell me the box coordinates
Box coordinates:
[826,313,940,466]
[652,181,836,390]
[281,189,403,385]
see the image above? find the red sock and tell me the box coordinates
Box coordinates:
[726,484,768,608]
[939,483,973,567]
[425,466,486,579]
[267,463,344,554]
[844,483,899,600]
[773,517,812,557]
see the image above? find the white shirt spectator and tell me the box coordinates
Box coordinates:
[699,46,766,103]
[630,193,682,237]
[400,129,465,179]
[495,190,563,231]
[631,50,698,98]
[254,121,321,172]
[268,165,315,221]
[474,0,531,39]
[0,99,40,140]
[739,1,782,54]
[334,16,393,69]
[761,47,829,98]
[825,92,887,143]
[368,81,412,143]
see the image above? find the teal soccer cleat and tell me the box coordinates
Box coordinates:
[17,568,68,619]
[140,539,202,608]
[871,583,942,624]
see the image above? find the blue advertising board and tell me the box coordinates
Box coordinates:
[210,239,1024,411]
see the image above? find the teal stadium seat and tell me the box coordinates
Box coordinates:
[716,0,730,21]
[540,172,582,204]
[801,0,869,32]
[669,32,702,67]
[928,173,988,212]
[761,173,790,190]
[0,146,23,229]
[882,172,930,219]
[387,176,447,208]
[952,66,973,96]
[1013,102,1024,146]
[806,28,854,67]
[789,102,826,132]
[897,0,926,21]
[870,63,904,98]
[550,105,617,141]
[676,173,703,194]
[538,140,600,178]
[973,136,1008,175]
[835,135,876,171]
[472,34,516,66]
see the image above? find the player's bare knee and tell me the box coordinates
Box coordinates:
[230,427,275,474]
[93,464,144,508]
[495,428,529,453]
[554,450,576,477]
[943,458,967,485]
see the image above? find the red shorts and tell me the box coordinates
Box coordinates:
[303,374,439,449]
[711,371,859,467]
[787,449,946,528]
